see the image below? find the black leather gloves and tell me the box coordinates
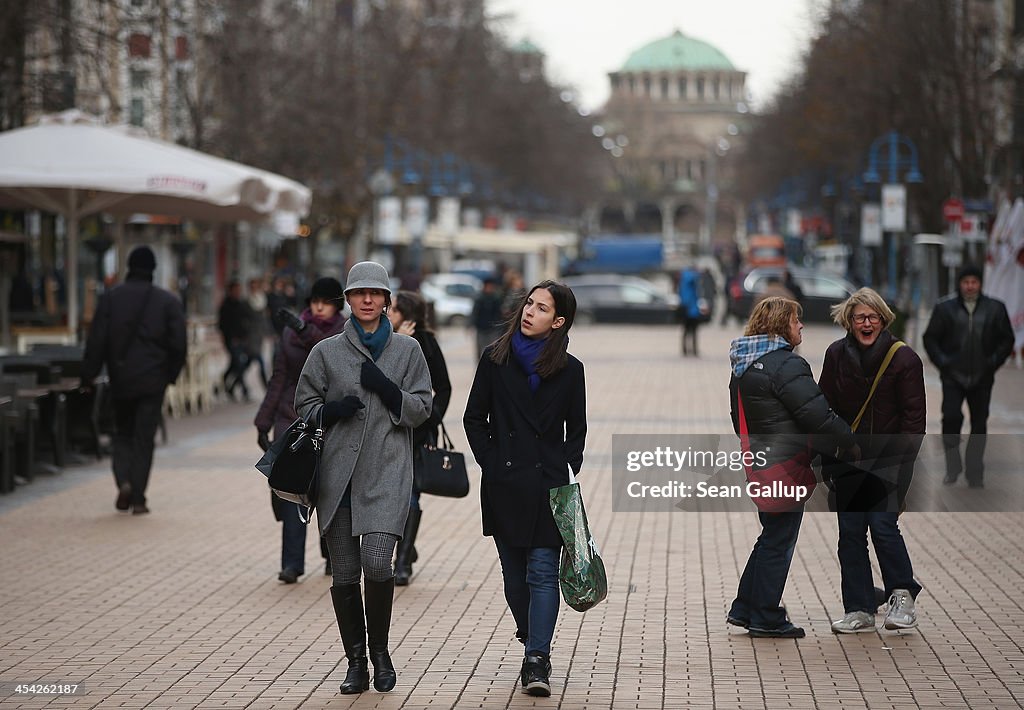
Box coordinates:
[257,430,271,452]
[322,395,365,427]
[277,308,305,333]
[361,360,403,417]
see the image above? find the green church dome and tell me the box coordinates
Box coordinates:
[621,30,735,72]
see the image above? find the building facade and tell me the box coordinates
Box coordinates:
[591,30,752,258]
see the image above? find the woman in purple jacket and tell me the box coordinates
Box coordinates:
[819,288,926,634]
[255,277,347,583]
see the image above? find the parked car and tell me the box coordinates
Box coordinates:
[561,274,679,325]
[727,266,857,322]
[421,273,483,327]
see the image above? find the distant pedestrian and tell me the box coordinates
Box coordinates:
[217,280,251,400]
[387,291,452,586]
[255,277,347,584]
[471,277,505,360]
[923,264,1015,487]
[677,265,708,356]
[81,245,187,515]
[783,269,804,304]
[727,296,854,638]
[464,280,587,697]
[819,288,925,634]
[295,261,432,695]
[501,269,526,319]
[267,275,298,337]
[243,277,270,390]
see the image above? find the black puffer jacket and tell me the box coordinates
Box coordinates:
[730,345,854,468]
[923,293,1014,389]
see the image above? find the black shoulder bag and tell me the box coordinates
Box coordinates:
[416,421,469,498]
[255,406,324,523]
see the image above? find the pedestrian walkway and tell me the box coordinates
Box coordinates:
[1,322,1023,709]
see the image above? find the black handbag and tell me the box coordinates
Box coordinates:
[255,407,324,522]
[416,422,470,498]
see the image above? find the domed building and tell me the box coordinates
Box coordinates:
[591,30,751,258]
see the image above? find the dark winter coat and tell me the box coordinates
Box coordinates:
[729,346,854,469]
[413,330,452,448]
[472,292,505,332]
[254,309,346,436]
[923,293,1015,389]
[82,273,187,399]
[217,295,249,347]
[463,346,587,548]
[819,331,926,509]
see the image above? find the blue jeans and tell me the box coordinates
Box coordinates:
[837,511,921,613]
[281,502,307,574]
[494,538,560,656]
[729,511,803,630]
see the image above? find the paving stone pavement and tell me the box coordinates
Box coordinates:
[1,322,1023,709]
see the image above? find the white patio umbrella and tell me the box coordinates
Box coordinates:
[0,110,311,334]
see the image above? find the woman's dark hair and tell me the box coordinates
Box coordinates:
[489,280,576,378]
[393,290,433,336]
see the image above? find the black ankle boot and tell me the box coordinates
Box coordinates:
[364,577,397,692]
[394,508,421,586]
[330,584,369,694]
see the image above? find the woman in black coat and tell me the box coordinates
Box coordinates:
[464,280,587,698]
[727,296,854,638]
[387,290,452,586]
[254,277,347,584]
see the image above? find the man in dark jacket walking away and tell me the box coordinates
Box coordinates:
[218,281,251,400]
[471,277,505,361]
[923,264,1015,487]
[82,246,187,514]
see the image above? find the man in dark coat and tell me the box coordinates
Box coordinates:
[218,280,251,400]
[471,277,505,361]
[923,264,1015,487]
[82,245,187,514]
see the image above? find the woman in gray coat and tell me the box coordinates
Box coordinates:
[294,262,432,695]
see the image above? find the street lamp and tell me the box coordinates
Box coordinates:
[704,136,732,255]
[862,130,924,300]
[368,167,397,275]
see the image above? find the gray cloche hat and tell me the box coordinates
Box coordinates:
[344,261,391,294]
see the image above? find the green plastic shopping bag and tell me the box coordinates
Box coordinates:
[548,475,608,612]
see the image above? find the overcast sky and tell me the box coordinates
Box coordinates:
[488,0,822,111]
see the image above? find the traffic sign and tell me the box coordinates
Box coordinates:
[943,197,964,222]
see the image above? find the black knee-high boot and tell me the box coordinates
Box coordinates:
[364,577,397,692]
[330,584,369,694]
[394,508,421,586]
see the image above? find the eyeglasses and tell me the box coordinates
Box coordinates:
[852,314,881,325]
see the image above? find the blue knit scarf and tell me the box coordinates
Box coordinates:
[512,329,546,392]
[349,314,392,361]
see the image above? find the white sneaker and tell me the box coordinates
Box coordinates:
[831,611,876,634]
[883,589,918,630]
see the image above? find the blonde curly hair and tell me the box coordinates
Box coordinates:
[830,288,895,331]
